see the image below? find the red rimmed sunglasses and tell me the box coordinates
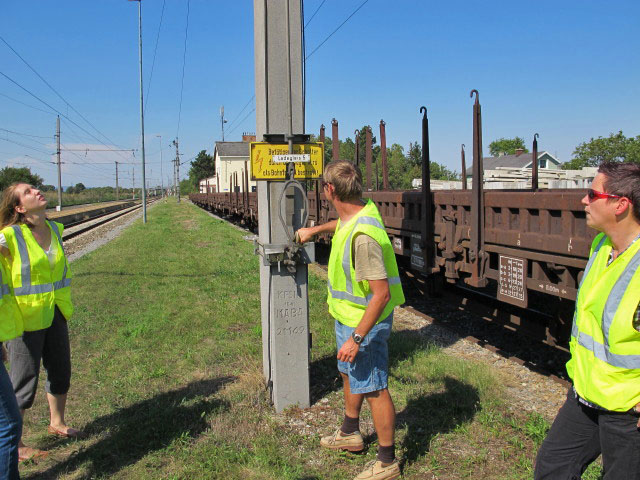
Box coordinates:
[587,188,621,202]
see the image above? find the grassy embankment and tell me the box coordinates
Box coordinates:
[19,200,602,479]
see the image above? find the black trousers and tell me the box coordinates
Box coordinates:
[534,388,640,480]
[6,307,71,410]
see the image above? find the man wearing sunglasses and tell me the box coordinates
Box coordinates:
[297,161,404,480]
[535,162,640,479]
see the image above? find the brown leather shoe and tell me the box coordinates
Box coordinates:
[320,429,364,452]
[354,459,400,480]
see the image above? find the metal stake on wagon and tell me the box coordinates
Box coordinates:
[532,133,539,191]
[461,144,468,190]
[354,129,360,167]
[468,89,487,288]
[420,106,434,276]
[365,126,373,191]
[332,118,339,160]
[380,120,389,190]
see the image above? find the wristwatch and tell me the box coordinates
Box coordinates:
[351,331,364,345]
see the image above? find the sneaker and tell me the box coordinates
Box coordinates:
[320,429,364,452]
[354,459,400,480]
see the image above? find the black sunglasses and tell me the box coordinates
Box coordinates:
[587,188,621,202]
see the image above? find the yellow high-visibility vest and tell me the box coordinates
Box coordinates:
[567,232,640,411]
[327,199,405,328]
[1,221,73,331]
[0,256,23,341]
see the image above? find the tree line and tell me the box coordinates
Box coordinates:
[183,129,640,192]
[2,130,638,198]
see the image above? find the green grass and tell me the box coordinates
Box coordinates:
[18,200,603,479]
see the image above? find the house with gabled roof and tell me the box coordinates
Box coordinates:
[465,149,560,177]
[199,134,256,193]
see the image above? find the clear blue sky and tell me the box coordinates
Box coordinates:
[1,1,638,188]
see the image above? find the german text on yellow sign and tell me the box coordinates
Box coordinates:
[250,142,324,180]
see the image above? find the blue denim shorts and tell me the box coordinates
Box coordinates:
[335,313,392,395]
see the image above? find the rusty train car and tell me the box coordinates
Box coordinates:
[190,93,595,348]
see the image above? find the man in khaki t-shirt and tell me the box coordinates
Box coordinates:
[353,233,387,283]
[297,160,401,480]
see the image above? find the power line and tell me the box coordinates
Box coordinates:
[227,107,256,137]
[0,137,51,156]
[0,34,130,155]
[226,95,255,132]
[0,70,133,162]
[0,127,51,140]
[176,0,191,139]
[144,0,166,115]
[305,0,370,61]
[304,0,326,28]
[0,92,57,116]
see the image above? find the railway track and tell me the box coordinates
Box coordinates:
[61,200,155,241]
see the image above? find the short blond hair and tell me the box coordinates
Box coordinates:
[323,161,362,202]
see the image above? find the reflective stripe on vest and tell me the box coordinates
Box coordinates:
[11,222,70,296]
[571,234,608,339]
[0,269,9,298]
[328,279,371,306]
[337,215,402,298]
[572,236,640,369]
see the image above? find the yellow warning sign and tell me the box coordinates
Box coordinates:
[250,142,324,180]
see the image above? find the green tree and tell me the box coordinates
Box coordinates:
[562,131,640,169]
[0,166,44,191]
[187,150,215,189]
[408,142,422,166]
[41,184,56,192]
[488,137,528,157]
[179,178,195,195]
[66,186,76,194]
[74,182,86,192]
[430,162,460,181]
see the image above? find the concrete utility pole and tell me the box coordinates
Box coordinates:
[130,0,148,223]
[115,161,119,200]
[156,135,164,198]
[55,116,62,211]
[220,106,227,141]
[132,168,135,200]
[254,0,310,412]
[172,139,180,202]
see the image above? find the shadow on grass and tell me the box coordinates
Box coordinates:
[397,376,479,465]
[24,376,235,480]
[310,322,458,404]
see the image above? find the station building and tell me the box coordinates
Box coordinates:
[199,133,257,193]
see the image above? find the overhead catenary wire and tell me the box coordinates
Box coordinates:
[0,137,51,156]
[176,0,190,140]
[0,92,57,116]
[225,95,256,132]
[0,70,133,162]
[0,34,131,155]
[226,0,356,137]
[227,107,256,137]
[144,0,166,115]
[0,127,52,140]
[305,0,370,61]
[304,0,326,28]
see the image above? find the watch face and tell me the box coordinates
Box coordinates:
[352,332,363,344]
